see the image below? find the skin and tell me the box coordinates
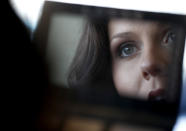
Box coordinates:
[108,18,182,101]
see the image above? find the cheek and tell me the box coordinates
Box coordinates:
[111,47,175,100]
[112,60,142,98]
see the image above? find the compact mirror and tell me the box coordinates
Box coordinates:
[33,1,186,131]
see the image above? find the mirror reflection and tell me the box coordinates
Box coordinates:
[66,14,185,103]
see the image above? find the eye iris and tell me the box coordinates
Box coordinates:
[121,44,135,57]
[123,46,133,54]
[168,32,175,41]
[165,31,176,44]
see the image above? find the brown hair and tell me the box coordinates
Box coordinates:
[68,17,113,88]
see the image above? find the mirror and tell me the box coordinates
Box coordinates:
[33,1,186,131]
[68,13,185,103]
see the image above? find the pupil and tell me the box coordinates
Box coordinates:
[124,47,133,54]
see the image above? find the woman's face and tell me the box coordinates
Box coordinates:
[108,18,184,101]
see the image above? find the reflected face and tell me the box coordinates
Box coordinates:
[108,19,183,101]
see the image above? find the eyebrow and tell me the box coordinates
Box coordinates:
[110,32,136,42]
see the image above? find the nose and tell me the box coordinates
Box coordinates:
[140,47,167,80]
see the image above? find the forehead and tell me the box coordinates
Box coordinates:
[108,18,169,37]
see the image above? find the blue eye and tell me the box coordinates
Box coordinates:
[119,42,137,57]
[163,30,177,45]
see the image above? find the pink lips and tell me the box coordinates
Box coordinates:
[148,88,165,101]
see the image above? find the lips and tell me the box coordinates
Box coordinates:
[148,88,165,101]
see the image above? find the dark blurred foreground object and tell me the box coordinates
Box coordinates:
[6,1,48,131]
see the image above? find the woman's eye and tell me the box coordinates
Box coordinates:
[163,30,177,45]
[119,42,137,57]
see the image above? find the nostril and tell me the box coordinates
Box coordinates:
[141,63,163,79]
[140,49,166,79]
[142,71,150,80]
